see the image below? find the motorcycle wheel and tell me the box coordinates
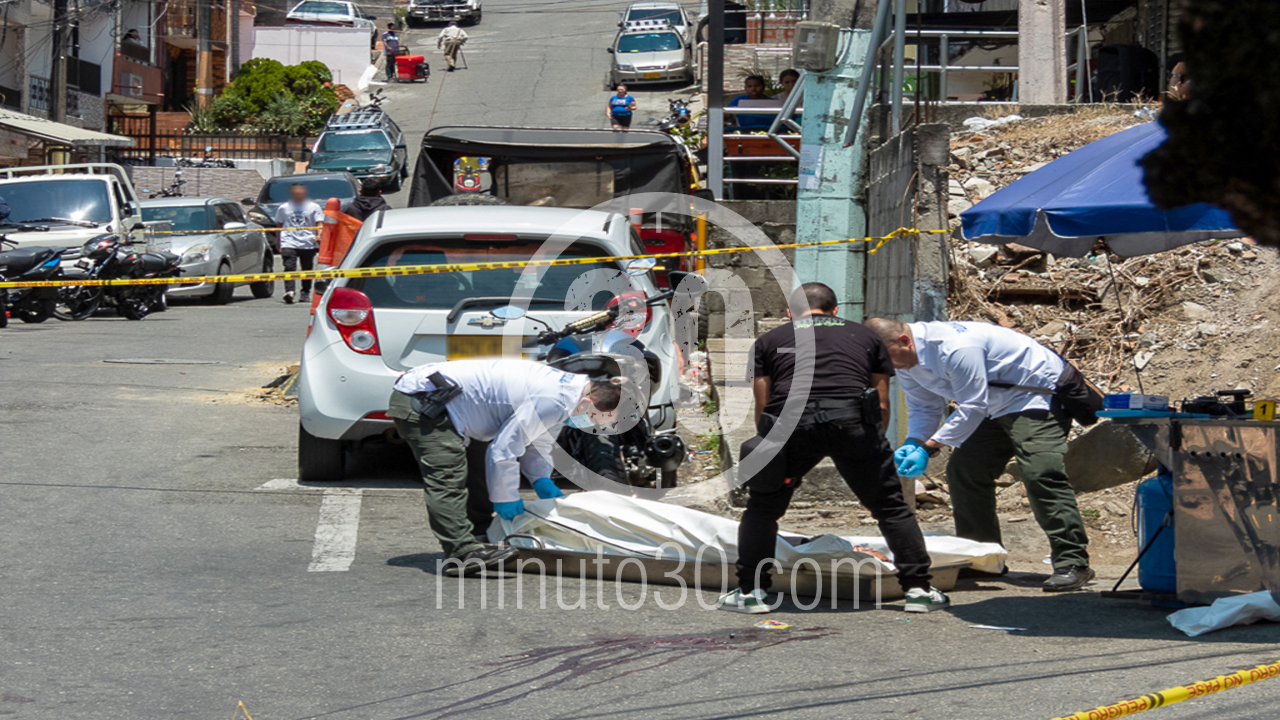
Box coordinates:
[0,300,6,328]
[54,285,103,321]
[17,299,54,323]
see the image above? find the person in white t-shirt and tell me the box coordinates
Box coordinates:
[274,183,324,304]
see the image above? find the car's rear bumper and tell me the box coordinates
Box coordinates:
[297,338,401,441]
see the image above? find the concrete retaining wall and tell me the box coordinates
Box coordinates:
[130,167,267,202]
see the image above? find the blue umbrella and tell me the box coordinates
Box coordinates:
[960,121,1240,258]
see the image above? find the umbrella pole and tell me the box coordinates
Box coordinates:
[1104,253,1146,394]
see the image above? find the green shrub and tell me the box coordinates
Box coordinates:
[214,59,337,136]
[208,94,253,128]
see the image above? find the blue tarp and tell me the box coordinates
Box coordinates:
[960,121,1240,258]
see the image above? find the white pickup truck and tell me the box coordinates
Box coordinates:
[0,163,167,253]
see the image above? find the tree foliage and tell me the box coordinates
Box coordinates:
[1141,0,1280,246]
[209,59,339,136]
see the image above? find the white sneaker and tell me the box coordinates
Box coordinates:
[904,586,951,613]
[715,588,771,614]
[283,291,295,304]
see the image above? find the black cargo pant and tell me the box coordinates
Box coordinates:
[736,406,933,594]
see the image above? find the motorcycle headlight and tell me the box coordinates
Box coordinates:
[181,243,213,265]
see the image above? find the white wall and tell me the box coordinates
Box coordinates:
[243,26,373,87]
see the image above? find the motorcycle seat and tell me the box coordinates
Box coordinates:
[0,246,61,276]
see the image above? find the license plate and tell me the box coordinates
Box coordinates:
[643,72,661,79]
[446,335,530,360]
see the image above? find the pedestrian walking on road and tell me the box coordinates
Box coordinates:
[381,23,402,81]
[717,283,948,615]
[866,318,1096,592]
[342,178,392,222]
[608,85,637,131]
[274,183,324,304]
[389,358,623,576]
[437,21,468,71]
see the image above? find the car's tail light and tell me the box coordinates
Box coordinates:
[607,292,649,338]
[327,287,381,355]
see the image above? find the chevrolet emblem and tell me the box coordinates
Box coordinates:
[468,316,504,328]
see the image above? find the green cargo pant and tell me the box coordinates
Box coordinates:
[388,390,491,559]
[946,406,1090,570]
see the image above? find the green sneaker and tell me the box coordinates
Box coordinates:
[903,586,950,613]
[715,588,772,614]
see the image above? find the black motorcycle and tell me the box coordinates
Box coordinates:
[0,238,68,327]
[142,168,187,198]
[658,98,693,133]
[176,146,235,169]
[54,234,181,321]
[495,290,686,488]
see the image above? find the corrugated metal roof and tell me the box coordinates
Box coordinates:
[0,109,135,147]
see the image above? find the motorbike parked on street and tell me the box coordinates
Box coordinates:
[0,237,68,327]
[142,168,187,198]
[176,146,235,169]
[492,288,686,488]
[54,234,182,321]
[658,98,692,133]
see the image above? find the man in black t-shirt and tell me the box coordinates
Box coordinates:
[715,283,947,615]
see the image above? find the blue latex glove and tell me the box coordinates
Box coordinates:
[493,499,525,521]
[531,477,564,499]
[894,440,930,478]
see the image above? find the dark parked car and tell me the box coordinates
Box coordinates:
[242,171,360,238]
[307,110,409,192]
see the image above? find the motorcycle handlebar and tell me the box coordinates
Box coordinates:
[528,290,676,346]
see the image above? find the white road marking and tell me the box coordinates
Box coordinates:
[256,477,302,491]
[307,489,364,572]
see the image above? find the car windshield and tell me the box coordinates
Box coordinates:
[261,178,355,203]
[141,205,210,234]
[0,179,112,224]
[317,131,391,153]
[349,239,619,310]
[293,1,348,14]
[626,8,681,25]
[616,32,682,53]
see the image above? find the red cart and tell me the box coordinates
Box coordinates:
[395,55,429,83]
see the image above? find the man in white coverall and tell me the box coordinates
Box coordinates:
[866,319,1093,592]
[388,358,621,576]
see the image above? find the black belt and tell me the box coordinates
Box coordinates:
[798,399,864,427]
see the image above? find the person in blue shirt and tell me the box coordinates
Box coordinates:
[381,24,401,81]
[608,85,637,131]
[727,75,775,130]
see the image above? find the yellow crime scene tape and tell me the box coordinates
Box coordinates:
[1051,659,1280,720]
[145,225,323,235]
[0,227,950,289]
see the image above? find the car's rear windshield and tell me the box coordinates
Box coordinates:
[293,1,347,14]
[349,238,620,310]
[261,178,355,203]
[617,32,682,53]
[625,8,681,25]
[142,204,210,233]
[317,130,391,153]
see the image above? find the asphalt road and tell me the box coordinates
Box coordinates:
[5,4,1280,719]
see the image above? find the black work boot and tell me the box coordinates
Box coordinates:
[1043,565,1095,592]
[441,544,518,577]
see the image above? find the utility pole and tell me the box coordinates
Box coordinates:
[50,0,68,122]
[706,0,724,199]
[196,0,215,109]
[229,0,241,78]
[792,0,874,320]
[1017,0,1066,104]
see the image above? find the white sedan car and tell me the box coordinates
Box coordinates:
[296,205,680,482]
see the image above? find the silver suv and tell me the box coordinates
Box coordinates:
[296,205,679,482]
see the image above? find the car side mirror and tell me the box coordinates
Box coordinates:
[241,198,255,206]
[223,221,248,231]
[130,222,146,232]
[606,47,615,53]
[122,201,136,216]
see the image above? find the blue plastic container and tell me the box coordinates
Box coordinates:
[1137,467,1177,594]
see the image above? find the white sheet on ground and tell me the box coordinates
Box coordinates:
[1168,591,1280,637]
[489,491,1007,574]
